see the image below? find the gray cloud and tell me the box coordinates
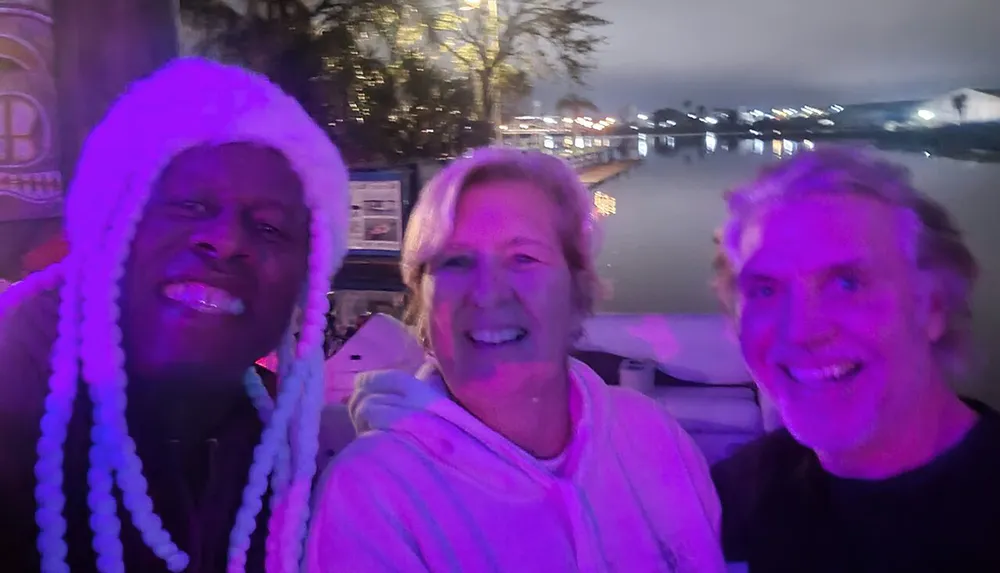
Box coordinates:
[532,0,1000,112]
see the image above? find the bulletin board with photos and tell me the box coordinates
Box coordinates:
[348,169,412,256]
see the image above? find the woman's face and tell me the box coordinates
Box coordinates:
[422,178,580,392]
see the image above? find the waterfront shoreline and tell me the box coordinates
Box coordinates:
[635,123,1000,153]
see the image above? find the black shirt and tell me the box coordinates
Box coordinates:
[0,289,274,573]
[711,400,1000,573]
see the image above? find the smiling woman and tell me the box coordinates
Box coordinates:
[306,147,728,573]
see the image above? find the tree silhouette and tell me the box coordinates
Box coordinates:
[496,68,534,119]
[178,0,372,135]
[952,92,968,122]
[179,0,483,162]
[421,0,609,124]
[555,93,599,118]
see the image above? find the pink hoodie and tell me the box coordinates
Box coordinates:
[306,358,726,572]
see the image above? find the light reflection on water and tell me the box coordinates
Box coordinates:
[593,136,1000,406]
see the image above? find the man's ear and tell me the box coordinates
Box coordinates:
[918,272,948,344]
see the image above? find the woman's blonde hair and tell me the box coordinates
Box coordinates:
[713,146,978,378]
[401,147,603,342]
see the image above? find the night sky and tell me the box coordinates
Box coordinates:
[533,0,1000,113]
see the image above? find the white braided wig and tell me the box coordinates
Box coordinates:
[2,58,349,573]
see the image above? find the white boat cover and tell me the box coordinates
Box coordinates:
[322,313,425,403]
[576,313,750,385]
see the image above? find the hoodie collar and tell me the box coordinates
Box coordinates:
[349,357,607,480]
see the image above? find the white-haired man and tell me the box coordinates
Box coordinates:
[710,147,1000,573]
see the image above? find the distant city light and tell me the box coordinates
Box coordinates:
[705,132,717,152]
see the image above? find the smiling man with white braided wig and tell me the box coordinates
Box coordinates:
[0,58,349,572]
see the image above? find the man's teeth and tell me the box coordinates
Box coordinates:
[468,328,526,345]
[164,282,245,316]
[788,363,860,383]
